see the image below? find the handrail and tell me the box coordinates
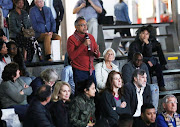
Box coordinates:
[101,22,172,30]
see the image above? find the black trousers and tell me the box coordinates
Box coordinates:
[151,40,167,65]
[146,60,165,87]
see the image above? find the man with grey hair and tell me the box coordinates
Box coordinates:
[156,95,180,127]
[29,0,61,61]
[67,16,100,95]
[28,68,58,103]
[124,69,152,117]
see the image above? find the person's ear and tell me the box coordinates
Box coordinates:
[162,103,166,109]
[134,77,138,82]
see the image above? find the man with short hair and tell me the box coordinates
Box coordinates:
[24,85,55,127]
[133,103,157,127]
[156,95,180,127]
[124,69,152,117]
[122,52,150,84]
[67,16,100,95]
[128,26,166,91]
[118,114,133,127]
[73,0,102,41]
[29,0,61,61]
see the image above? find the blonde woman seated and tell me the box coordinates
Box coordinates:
[95,48,119,91]
[49,81,72,127]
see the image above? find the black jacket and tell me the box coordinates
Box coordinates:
[23,98,55,127]
[128,38,153,61]
[49,100,71,127]
[100,90,130,127]
[123,82,152,116]
[133,116,157,127]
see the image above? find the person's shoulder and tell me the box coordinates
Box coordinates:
[95,62,103,68]
[123,61,132,68]
[156,113,164,121]
[124,82,134,89]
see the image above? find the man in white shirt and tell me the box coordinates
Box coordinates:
[124,69,152,117]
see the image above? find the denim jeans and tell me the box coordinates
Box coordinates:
[149,83,159,111]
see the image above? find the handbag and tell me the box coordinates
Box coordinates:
[22,27,35,38]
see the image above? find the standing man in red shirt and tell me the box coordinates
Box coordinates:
[67,16,100,95]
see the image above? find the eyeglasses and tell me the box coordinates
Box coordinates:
[135,59,143,62]
[167,101,178,104]
[77,24,87,27]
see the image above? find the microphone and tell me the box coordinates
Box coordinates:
[85,34,91,51]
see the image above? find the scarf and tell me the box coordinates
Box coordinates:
[162,112,180,127]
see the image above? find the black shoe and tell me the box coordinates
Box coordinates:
[159,86,166,91]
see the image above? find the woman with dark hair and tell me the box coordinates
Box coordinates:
[0,62,32,121]
[0,40,11,83]
[100,71,129,127]
[9,0,32,61]
[6,41,29,76]
[69,78,96,127]
[49,81,72,127]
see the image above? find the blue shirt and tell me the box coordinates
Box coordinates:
[74,0,102,22]
[0,0,13,18]
[114,2,131,23]
[61,65,75,94]
[156,113,180,127]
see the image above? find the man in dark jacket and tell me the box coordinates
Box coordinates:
[122,52,150,84]
[133,103,157,127]
[124,69,152,117]
[128,26,166,91]
[23,85,55,127]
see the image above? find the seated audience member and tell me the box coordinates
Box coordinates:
[122,52,150,84]
[49,81,72,127]
[118,114,133,127]
[147,24,167,69]
[9,0,32,61]
[7,41,29,76]
[124,69,152,117]
[128,26,166,91]
[6,41,33,85]
[61,53,75,95]
[100,71,129,127]
[133,103,157,127]
[95,48,119,91]
[156,95,180,127]
[69,78,96,127]
[0,63,32,121]
[0,40,11,83]
[24,85,55,127]
[28,68,58,103]
[0,108,7,127]
[29,0,61,61]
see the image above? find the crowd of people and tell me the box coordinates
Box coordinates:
[0,0,178,127]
